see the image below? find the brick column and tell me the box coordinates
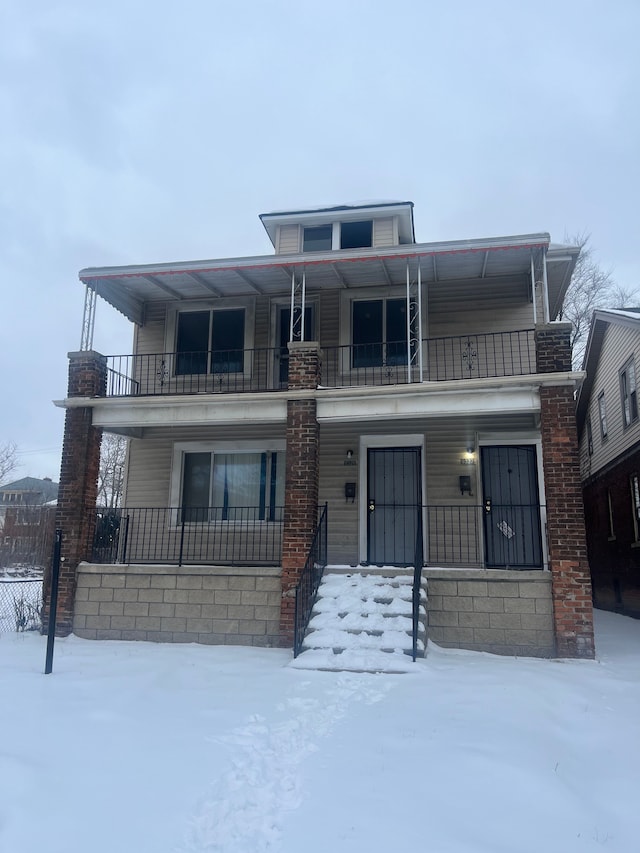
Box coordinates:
[43,351,106,635]
[536,323,595,658]
[279,342,321,645]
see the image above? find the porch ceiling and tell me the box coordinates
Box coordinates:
[79,234,578,326]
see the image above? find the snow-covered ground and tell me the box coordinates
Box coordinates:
[1,611,639,853]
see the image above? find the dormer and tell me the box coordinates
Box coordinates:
[259,201,415,255]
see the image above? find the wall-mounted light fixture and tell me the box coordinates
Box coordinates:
[344,449,356,466]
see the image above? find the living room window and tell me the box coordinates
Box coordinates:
[352,298,407,368]
[172,442,285,523]
[620,357,638,428]
[175,308,245,376]
[598,392,608,442]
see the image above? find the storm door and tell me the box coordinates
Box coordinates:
[480,445,542,568]
[367,447,421,565]
[277,306,314,385]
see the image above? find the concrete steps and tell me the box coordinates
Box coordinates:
[290,570,427,673]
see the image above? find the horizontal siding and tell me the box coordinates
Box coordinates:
[372,217,395,248]
[580,323,640,479]
[135,303,167,355]
[276,225,300,254]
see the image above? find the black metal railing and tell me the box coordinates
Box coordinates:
[321,330,535,387]
[411,510,424,662]
[105,348,288,396]
[293,504,328,658]
[92,506,284,566]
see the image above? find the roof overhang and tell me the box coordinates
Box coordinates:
[79,233,578,327]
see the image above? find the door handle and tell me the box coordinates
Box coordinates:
[484,498,492,514]
[368,500,375,512]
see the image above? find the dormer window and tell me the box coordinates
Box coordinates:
[340,220,372,250]
[303,225,332,253]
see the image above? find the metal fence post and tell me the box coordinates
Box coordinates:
[44,528,62,675]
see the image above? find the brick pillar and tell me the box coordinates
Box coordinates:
[536,323,595,658]
[279,342,321,645]
[43,351,106,635]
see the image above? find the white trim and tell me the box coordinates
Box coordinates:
[357,433,426,564]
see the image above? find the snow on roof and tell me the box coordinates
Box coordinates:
[260,200,413,218]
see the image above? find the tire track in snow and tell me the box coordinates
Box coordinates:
[179,674,393,853]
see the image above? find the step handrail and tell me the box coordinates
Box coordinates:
[293,504,328,658]
[412,511,424,662]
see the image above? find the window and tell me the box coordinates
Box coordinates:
[175,308,245,376]
[352,298,407,368]
[178,446,284,522]
[631,474,640,542]
[341,220,372,249]
[586,417,593,456]
[620,358,638,428]
[303,225,332,252]
[598,392,608,441]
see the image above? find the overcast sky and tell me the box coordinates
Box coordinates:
[2,0,639,482]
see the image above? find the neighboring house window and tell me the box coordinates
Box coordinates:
[620,358,638,428]
[607,489,615,539]
[598,392,608,441]
[631,474,640,543]
[175,309,245,376]
[179,448,284,522]
[586,417,593,456]
[341,220,373,249]
[352,298,407,368]
[303,225,332,252]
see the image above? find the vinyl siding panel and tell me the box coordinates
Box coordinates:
[276,225,300,254]
[372,217,395,248]
[136,303,168,355]
[580,323,640,480]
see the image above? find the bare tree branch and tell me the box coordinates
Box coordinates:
[97,435,127,508]
[558,233,638,367]
[0,442,18,485]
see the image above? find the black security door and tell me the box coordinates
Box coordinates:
[367,448,421,565]
[481,445,542,568]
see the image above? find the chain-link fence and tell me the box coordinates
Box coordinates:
[0,571,43,633]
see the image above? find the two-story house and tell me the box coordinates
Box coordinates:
[49,201,595,659]
[577,308,640,617]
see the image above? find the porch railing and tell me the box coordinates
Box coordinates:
[411,508,424,662]
[103,330,536,398]
[321,330,535,387]
[293,503,328,658]
[92,506,284,566]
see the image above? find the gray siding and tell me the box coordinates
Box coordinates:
[276,225,300,254]
[372,217,395,248]
[580,322,640,480]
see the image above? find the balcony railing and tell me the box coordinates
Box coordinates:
[92,506,284,566]
[103,331,535,398]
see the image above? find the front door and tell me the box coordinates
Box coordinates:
[367,447,421,565]
[480,445,543,568]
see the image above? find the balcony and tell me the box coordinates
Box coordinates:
[103,330,536,398]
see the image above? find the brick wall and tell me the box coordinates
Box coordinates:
[43,351,106,635]
[583,449,640,616]
[535,322,573,373]
[74,565,281,645]
[426,570,554,656]
[280,343,321,643]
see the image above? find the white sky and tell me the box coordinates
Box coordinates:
[2,0,639,481]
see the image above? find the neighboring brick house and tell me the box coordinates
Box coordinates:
[0,477,58,569]
[576,309,640,617]
[48,200,594,657]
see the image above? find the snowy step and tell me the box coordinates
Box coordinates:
[292,571,428,672]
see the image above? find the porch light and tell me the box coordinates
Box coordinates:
[344,449,356,467]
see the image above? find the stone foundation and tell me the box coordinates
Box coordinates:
[73,564,281,646]
[425,569,555,657]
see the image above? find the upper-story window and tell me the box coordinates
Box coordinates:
[352,298,407,368]
[598,392,608,442]
[341,220,372,249]
[620,357,638,428]
[302,225,332,253]
[176,308,245,376]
